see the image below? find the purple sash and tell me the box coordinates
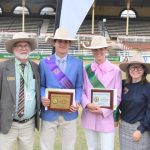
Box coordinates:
[45,56,73,89]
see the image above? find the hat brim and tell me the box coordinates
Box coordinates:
[83,45,108,50]
[46,37,77,46]
[5,38,37,53]
[119,61,150,74]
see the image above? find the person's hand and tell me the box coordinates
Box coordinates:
[70,102,80,112]
[89,107,102,114]
[87,103,98,110]
[87,103,102,114]
[41,97,50,107]
[132,130,142,142]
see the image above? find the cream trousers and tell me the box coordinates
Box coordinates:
[0,118,35,150]
[40,116,77,150]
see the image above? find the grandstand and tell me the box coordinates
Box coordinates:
[1,1,150,150]
[0,0,150,63]
[106,18,150,38]
[0,17,43,33]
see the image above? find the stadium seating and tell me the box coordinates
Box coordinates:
[1,16,150,60]
[106,18,150,38]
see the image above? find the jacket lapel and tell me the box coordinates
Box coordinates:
[30,61,36,80]
[65,55,72,75]
[29,61,40,107]
[29,60,39,89]
[6,59,16,103]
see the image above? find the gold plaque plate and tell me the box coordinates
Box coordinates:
[47,91,73,111]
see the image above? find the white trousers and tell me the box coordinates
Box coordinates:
[84,129,115,150]
[0,118,35,150]
[40,116,77,150]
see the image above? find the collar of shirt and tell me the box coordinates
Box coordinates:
[15,58,29,67]
[54,53,68,64]
[91,59,113,73]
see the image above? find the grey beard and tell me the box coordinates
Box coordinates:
[14,52,30,60]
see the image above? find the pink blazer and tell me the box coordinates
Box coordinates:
[81,60,122,132]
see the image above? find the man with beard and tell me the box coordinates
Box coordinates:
[0,32,40,150]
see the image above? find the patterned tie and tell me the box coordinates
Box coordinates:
[17,63,25,118]
[58,59,65,72]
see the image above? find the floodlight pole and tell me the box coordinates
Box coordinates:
[126,0,130,36]
[92,0,95,34]
[22,0,26,32]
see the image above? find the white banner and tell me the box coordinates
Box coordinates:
[59,0,94,38]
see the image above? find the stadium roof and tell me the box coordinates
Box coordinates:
[1,0,150,10]
[1,0,150,7]
[0,0,150,18]
[95,0,150,7]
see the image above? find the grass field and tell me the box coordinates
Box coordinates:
[33,110,120,150]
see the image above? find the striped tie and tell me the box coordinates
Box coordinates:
[17,63,25,118]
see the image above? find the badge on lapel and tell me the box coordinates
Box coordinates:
[123,87,129,94]
[7,77,15,81]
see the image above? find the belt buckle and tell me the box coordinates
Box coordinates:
[24,118,30,123]
[21,118,31,123]
[22,115,34,123]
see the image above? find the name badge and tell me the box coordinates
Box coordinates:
[26,92,32,101]
[7,77,15,81]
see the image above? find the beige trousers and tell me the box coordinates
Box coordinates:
[0,118,35,150]
[40,116,77,150]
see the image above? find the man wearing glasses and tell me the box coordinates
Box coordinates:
[0,32,40,150]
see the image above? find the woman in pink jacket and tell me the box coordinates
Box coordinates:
[81,36,122,150]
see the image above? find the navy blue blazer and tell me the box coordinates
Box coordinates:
[39,54,83,121]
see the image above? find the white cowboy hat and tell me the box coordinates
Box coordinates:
[83,36,108,49]
[119,54,150,73]
[45,27,77,45]
[5,32,37,53]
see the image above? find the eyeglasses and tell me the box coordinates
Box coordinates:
[14,45,31,50]
[129,66,144,72]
